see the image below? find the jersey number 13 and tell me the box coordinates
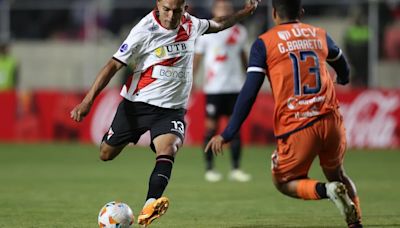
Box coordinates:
[289,51,321,96]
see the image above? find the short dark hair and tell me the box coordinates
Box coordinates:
[272,0,302,20]
[212,0,232,8]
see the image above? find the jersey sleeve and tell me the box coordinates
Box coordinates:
[325,33,350,85]
[113,26,145,65]
[247,38,267,73]
[326,33,342,61]
[189,14,210,37]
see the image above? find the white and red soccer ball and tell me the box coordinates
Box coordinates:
[98,201,134,228]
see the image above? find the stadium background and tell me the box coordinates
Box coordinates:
[0,0,400,227]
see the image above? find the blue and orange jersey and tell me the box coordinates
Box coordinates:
[257,22,342,137]
[221,22,348,141]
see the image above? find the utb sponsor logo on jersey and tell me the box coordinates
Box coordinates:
[154,42,189,58]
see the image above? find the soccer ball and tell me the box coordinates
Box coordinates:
[98,201,134,228]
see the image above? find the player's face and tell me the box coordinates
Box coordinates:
[157,0,187,29]
[212,1,234,18]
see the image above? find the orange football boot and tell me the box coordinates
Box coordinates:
[138,197,169,227]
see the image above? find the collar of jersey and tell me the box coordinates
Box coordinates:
[279,20,300,25]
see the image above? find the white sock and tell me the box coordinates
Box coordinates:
[144,198,156,207]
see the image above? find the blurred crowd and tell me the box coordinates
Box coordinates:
[4,0,400,56]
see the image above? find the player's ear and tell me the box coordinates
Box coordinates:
[184,4,188,12]
[272,8,277,19]
[299,8,305,19]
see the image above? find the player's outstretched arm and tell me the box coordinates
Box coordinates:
[206,0,260,34]
[70,58,124,122]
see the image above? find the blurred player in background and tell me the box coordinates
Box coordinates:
[206,0,363,227]
[0,42,19,91]
[70,0,259,226]
[193,0,251,182]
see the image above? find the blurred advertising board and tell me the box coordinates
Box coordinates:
[1,89,399,148]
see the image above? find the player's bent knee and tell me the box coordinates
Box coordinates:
[99,148,113,161]
[153,134,183,156]
[99,143,122,161]
[274,182,297,198]
[272,176,298,198]
[272,177,286,193]
[157,142,180,156]
[99,152,113,161]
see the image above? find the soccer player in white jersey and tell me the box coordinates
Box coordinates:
[193,0,251,183]
[70,0,260,226]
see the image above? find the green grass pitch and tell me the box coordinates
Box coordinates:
[0,143,399,228]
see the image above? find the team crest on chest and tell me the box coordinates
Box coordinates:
[148,24,159,32]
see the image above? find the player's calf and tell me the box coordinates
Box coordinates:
[272,178,322,199]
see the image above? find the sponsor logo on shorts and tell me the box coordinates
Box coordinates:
[206,104,216,116]
[107,127,114,140]
[271,150,279,170]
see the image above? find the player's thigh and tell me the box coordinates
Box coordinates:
[101,100,147,155]
[319,111,347,170]
[205,94,223,119]
[222,93,239,116]
[150,109,186,155]
[271,126,322,183]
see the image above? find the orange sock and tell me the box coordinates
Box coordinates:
[352,196,362,220]
[296,179,320,200]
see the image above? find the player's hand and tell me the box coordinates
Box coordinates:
[70,101,92,122]
[204,135,226,156]
[244,0,260,15]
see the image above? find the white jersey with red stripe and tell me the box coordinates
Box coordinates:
[113,11,210,109]
[195,24,247,94]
